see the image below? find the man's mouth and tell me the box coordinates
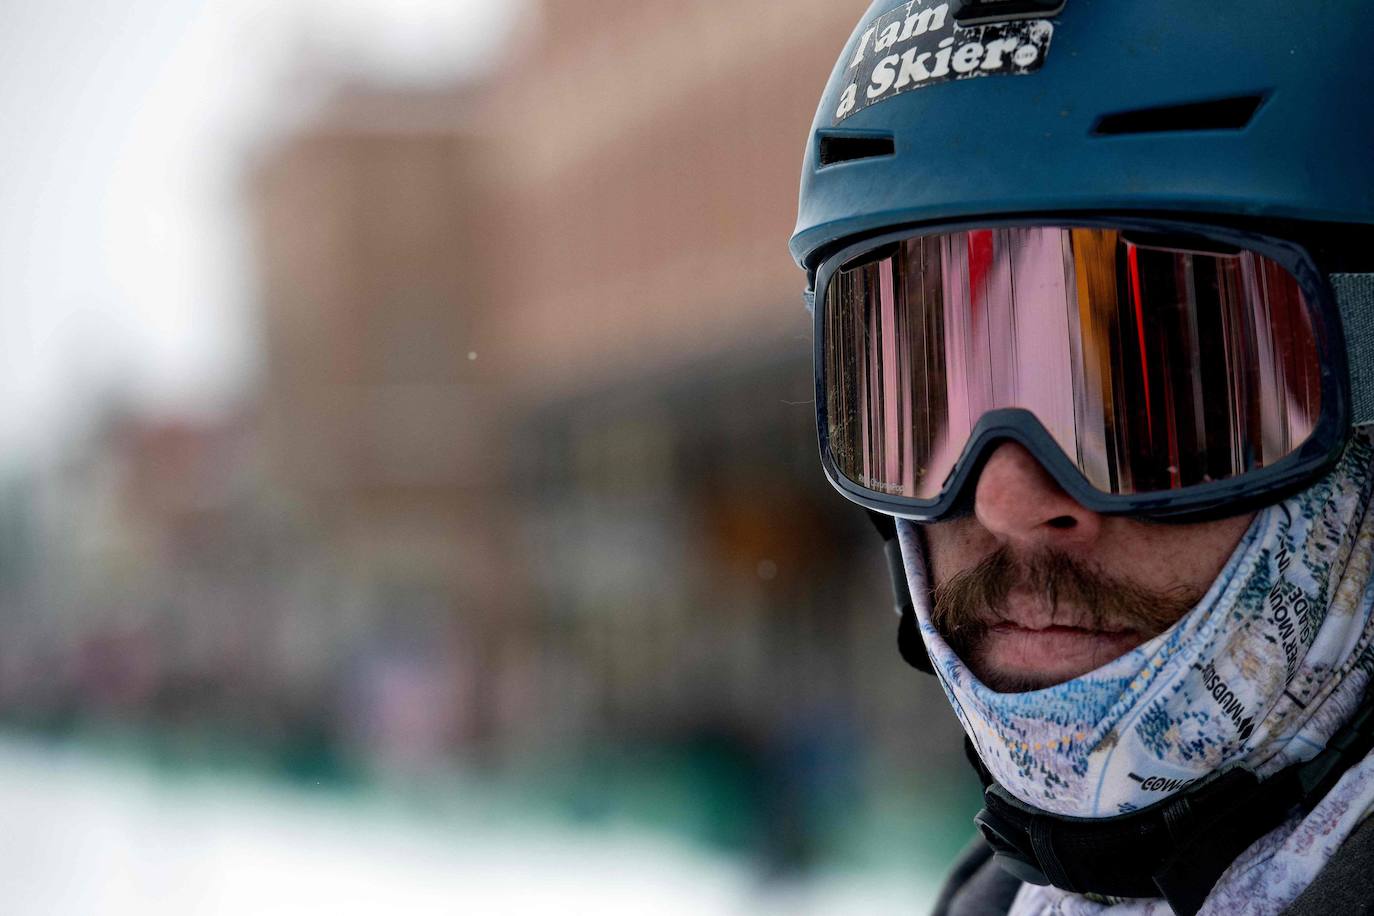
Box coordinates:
[930,548,1202,692]
[971,605,1147,690]
[990,591,1131,633]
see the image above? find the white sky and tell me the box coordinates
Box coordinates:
[0,0,522,468]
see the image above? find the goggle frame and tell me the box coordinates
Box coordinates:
[809,214,1352,523]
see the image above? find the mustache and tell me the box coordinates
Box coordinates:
[930,546,1200,656]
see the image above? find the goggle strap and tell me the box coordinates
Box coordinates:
[1334,272,1374,427]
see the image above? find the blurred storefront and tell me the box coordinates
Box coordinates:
[0,0,981,901]
[248,87,504,766]
[473,0,976,869]
[254,0,975,864]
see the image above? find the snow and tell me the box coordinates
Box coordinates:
[0,737,940,915]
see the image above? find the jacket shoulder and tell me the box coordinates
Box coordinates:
[1282,813,1374,916]
[932,836,1021,916]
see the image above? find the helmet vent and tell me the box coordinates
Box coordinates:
[1092,94,1268,136]
[818,132,896,167]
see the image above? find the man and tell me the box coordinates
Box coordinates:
[790,1,1374,913]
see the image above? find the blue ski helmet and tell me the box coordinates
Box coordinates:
[792,0,1374,274]
[792,0,1374,522]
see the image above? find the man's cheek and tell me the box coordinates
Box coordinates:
[921,519,981,587]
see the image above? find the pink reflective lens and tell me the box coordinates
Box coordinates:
[822,227,1322,500]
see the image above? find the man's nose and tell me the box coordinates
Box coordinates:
[974,442,1103,551]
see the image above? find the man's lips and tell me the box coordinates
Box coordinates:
[967,595,1149,687]
[974,622,1147,687]
[990,592,1126,633]
[989,621,1133,636]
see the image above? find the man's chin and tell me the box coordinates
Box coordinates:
[964,624,1150,693]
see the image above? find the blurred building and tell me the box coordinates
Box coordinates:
[485,0,856,393]
[250,88,499,603]
[248,88,507,759]
[481,0,970,776]
[249,0,974,869]
[0,3,985,902]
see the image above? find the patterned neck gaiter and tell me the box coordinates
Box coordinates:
[896,430,1374,914]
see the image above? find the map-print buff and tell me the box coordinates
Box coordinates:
[896,430,1374,914]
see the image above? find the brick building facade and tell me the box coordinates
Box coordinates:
[247,0,973,844]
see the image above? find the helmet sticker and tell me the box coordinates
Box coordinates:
[833,1,1054,124]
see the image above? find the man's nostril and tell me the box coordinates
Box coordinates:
[1047,516,1077,530]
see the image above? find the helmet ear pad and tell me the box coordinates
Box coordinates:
[863,509,935,675]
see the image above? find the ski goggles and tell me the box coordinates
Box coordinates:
[810,218,1365,522]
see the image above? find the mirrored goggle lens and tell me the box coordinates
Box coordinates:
[822,227,1322,501]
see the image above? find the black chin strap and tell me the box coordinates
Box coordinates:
[969,685,1374,915]
[865,510,934,675]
